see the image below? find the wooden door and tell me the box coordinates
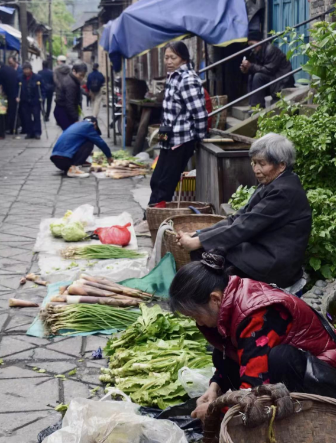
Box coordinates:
[269,0,309,81]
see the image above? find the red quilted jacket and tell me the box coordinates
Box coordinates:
[201,276,336,368]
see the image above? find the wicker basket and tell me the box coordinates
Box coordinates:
[222,400,336,443]
[211,95,228,130]
[163,214,225,270]
[146,202,214,245]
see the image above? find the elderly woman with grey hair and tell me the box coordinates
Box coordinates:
[177,133,312,288]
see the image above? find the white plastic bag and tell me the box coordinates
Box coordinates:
[43,397,188,443]
[178,366,215,398]
[67,204,95,228]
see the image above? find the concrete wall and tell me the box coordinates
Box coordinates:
[310,0,334,17]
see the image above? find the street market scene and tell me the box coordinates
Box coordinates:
[1,0,336,442]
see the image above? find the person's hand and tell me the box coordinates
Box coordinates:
[177,231,201,252]
[196,382,221,407]
[16,97,20,103]
[191,402,211,422]
[107,157,113,165]
[240,60,251,73]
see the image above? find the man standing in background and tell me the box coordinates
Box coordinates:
[87,63,105,118]
[8,56,23,76]
[38,60,54,122]
[0,62,18,134]
[17,62,45,140]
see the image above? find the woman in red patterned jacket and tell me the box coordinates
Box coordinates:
[169,251,336,422]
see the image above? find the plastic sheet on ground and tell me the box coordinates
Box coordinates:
[38,252,149,283]
[34,211,138,254]
[43,397,188,443]
[27,254,176,338]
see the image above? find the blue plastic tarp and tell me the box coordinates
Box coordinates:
[100,0,248,71]
[0,25,20,51]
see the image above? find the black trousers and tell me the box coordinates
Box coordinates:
[248,73,272,108]
[21,102,42,136]
[6,97,16,133]
[43,92,53,120]
[51,141,94,172]
[212,345,336,398]
[149,140,195,205]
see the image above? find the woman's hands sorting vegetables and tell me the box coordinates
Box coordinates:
[191,382,221,422]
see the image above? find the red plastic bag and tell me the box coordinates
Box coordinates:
[94,223,131,246]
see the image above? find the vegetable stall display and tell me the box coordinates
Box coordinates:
[100,305,212,409]
[41,304,140,336]
[61,245,145,260]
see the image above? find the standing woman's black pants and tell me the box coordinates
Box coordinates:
[149,140,195,205]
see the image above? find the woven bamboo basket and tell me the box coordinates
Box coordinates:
[146,202,214,245]
[163,214,225,270]
[211,95,228,130]
[203,387,336,443]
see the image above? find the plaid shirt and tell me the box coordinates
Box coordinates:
[161,64,208,149]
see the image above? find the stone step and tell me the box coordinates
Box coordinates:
[231,105,251,121]
[226,116,243,130]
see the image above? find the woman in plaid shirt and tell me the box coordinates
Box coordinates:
[149,42,208,205]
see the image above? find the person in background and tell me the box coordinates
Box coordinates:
[0,62,18,134]
[149,41,207,206]
[54,62,87,131]
[38,60,54,122]
[50,116,113,178]
[240,30,295,108]
[8,56,23,76]
[17,62,45,140]
[169,251,336,422]
[87,63,105,118]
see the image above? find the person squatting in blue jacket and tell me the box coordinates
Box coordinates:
[50,116,113,178]
[18,62,45,140]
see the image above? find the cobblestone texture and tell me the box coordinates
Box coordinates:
[0,111,152,441]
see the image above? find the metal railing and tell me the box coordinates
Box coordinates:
[199,6,335,75]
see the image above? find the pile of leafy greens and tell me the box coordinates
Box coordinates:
[100,305,212,409]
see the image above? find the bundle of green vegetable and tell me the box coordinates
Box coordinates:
[100,305,212,409]
[40,304,140,335]
[50,221,88,242]
[61,245,145,260]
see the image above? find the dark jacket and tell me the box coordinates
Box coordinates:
[55,71,81,123]
[200,276,336,368]
[199,170,312,288]
[51,121,112,160]
[38,68,54,94]
[18,73,45,105]
[0,65,18,98]
[87,70,105,93]
[249,43,295,96]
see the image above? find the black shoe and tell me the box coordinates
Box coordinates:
[35,135,41,140]
[25,134,34,139]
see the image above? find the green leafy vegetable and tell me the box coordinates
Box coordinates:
[50,222,65,238]
[101,305,211,409]
[61,245,145,260]
[229,185,256,210]
[40,304,140,335]
[61,221,87,242]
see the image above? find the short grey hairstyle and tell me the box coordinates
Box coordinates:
[249,133,296,167]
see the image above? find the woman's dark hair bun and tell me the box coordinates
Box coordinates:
[201,252,226,272]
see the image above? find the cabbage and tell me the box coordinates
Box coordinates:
[50,222,65,238]
[61,221,87,242]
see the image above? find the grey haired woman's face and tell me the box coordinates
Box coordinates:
[251,155,286,185]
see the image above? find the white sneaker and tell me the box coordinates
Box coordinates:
[67,166,90,178]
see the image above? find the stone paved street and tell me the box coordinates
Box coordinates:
[0,114,151,442]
